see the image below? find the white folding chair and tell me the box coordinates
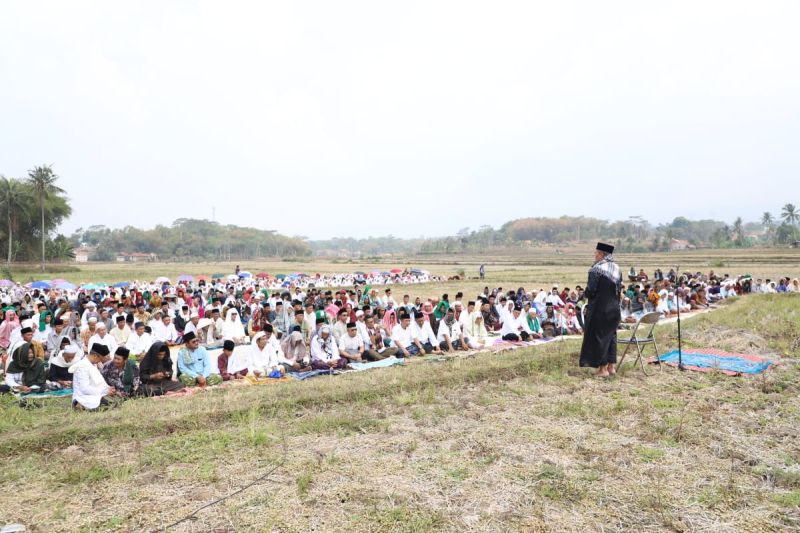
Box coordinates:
[617,312,661,375]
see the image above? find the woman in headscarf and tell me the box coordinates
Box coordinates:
[463,311,489,350]
[222,308,246,344]
[279,325,310,372]
[4,342,46,393]
[382,308,397,336]
[102,347,140,397]
[0,309,21,352]
[139,341,184,396]
[48,338,83,388]
[33,310,53,344]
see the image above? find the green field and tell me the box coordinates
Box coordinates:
[1,251,799,532]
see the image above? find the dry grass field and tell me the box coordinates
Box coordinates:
[1,249,799,532]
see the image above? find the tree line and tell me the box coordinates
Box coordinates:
[71,218,310,261]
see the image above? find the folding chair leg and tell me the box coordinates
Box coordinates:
[617,342,631,369]
[652,339,662,372]
[636,342,653,376]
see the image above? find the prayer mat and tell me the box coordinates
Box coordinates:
[15,388,73,399]
[348,356,404,371]
[288,369,334,380]
[654,349,775,375]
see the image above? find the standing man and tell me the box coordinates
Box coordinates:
[579,242,622,378]
[479,264,485,280]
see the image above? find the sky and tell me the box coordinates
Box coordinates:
[1,1,799,240]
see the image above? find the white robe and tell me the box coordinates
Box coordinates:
[70,357,110,409]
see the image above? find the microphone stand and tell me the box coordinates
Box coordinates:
[675,265,685,371]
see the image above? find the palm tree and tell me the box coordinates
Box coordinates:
[0,176,33,265]
[761,212,773,228]
[781,203,799,226]
[26,165,64,272]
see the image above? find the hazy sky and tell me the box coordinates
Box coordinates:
[1,1,798,240]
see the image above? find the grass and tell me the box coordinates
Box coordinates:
[0,255,799,531]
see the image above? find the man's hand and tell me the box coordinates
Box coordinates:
[197,375,207,386]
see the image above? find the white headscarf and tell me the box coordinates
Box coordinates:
[49,343,84,369]
[222,309,245,340]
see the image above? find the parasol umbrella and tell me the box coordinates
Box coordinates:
[30,280,51,289]
[381,271,391,276]
[81,282,106,290]
[196,275,210,281]
[256,272,270,279]
[0,279,13,287]
[54,281,76,290]
[155,276,170,284]
[238,271,252,278]
[410,268,424,275]
[51,278,69,284]
[177,274,194,282]
[390,268,403,274]
[275,274,286,280]
[211,273,225,279]
[227,274,239,281]
[353,271,366,275]
[112,281,130,288]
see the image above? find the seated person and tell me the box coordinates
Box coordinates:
[48,340,81,389]
[391,312,424,357]
[247,330,283,378]
[4,342,46,393]
[525,308,544,339]
[436,308,468,351]
[463,312,489,350]
[125,321,153,360]
[222,309,247,344]
[338,322,365,363]
[177,332,223,387]
[310,326,348,370]
[139,342,185,396]
[279,325,311,372]
[412,313,442,354]
[500,305,530,341]
[70,345,116,410]
[152,315,180,346]
[101,347,140,397]
[218,340,248,381]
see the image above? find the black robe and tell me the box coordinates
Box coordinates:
[579,268,621,368]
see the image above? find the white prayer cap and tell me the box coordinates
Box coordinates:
[454,301,463,307]
[190,311,199,318]
[88,316,98,323]
[355,310,364,317]
[63,345,78,354]
[86,301,96,307]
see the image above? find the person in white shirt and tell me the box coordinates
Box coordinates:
[500,305,531,341]
[338,322,365,363]
[152,315,180,346]
[381,288,397,308]
[332,309,350,343]
[87,323,118,358]
[70,347,115,410]
[412,314,441,354]
[310,326,348,369]
[391,312,423,357]
[183,312,200,337]
[247,330,283,377]
[436,308,468,352]
[126,322,153,360]
[109,315,131,347]
[360,315,397,360]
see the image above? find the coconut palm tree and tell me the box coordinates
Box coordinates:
[26,165,64,272]
[0,176,33,265]
[761,212,773,228]
[781,203,799,226]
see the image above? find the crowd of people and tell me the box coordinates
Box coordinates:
[0,265,794,410]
